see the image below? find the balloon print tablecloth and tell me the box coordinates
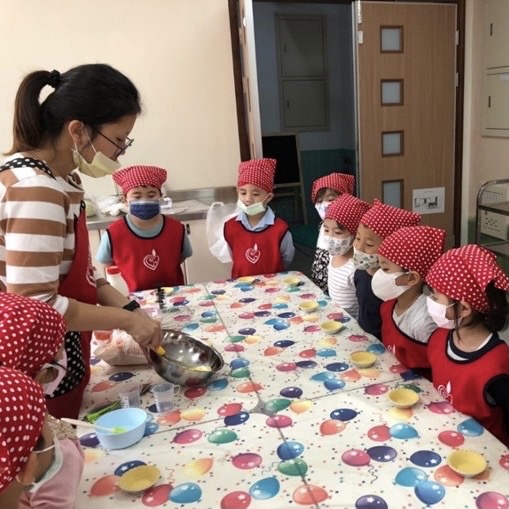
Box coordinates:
[76,272,509,509]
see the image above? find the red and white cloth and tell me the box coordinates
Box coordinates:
[360,199,421,239]
[0,366,46,493]
[426,244,509,313]
[378,226,446,278]
[311,172,355,203]
[324,194,371,236]
[237,159,276,193]
[0,293,66,377]
[112,165,167,195]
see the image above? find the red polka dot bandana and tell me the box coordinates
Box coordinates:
[113,165,167,195]
[0,293,66,377]
[0,366,46,493]
[360,199,421,239]
[311,172,355,203]
[378,226,446,278]
[325,194,371,236]
[426,244,509,313]
[237,159,276,193]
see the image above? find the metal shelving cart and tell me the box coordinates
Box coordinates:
[475,179,509,259]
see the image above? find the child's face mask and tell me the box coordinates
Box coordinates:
[237,200,266,216]
[426,297,456,329]
[371,269,410,301]
[37,349,68,397]
[315,202,330,220]
[129,199,161,220]
[28,433,63,494]
[325,235,354,256]
[353,248,380,270]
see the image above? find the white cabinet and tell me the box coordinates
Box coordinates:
[276,15,329,131]
[184,219,232,284]
[483,0,509,137]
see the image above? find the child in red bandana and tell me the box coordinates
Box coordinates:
[96,165,192,291]
[323,194,370,319]
[353,200,421,339]
[374,226,445,374]
[310,172,355,293]
[224,159,295,278]
[426,244,509,446]
[0,293,85,509]
[0,366,83,509]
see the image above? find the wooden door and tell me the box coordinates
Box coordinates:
[356,2,457,243]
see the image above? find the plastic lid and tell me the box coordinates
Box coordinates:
[106,265,121,275]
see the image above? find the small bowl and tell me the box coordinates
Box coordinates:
[447,450,487,478]
[237,276,255,284]
[320,320,343,334]
[350,351,377,369]
[119,465,160,493]
[284,276,301,287]
[148,329,224,386]
[299,300,319,313]
[95,408,148,450]
[388,388,420,409]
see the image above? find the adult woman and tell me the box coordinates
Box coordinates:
[0,64,162,419]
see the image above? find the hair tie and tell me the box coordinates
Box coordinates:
[47,69,61,89]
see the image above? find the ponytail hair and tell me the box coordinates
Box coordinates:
[6,64,141,155]
[484,281,509,332]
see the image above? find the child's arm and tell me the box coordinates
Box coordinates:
[281,231,295,268]
[95,230,113,265]
[487,375,509,437]
[181,231,193,263]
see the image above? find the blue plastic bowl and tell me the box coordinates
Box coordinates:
[95,408,148,450]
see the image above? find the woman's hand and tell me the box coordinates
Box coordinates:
[124,310,163,349]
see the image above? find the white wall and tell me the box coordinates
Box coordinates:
[253,2,355,151]
[462,0,509,240]
[0,0,240,197]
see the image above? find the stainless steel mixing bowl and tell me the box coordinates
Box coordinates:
[148,329,224,386]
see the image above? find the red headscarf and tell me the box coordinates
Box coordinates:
[426,244,509,313]
[311,172,355,203]
[0,293,66,377]
[0,366,46,493]
[113,165,167,195]
[360,199,421,239]
[324,194,371,236]
[237,159,277,193]
[378,226,446,278]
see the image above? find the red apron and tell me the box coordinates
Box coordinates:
[46,203,98,419]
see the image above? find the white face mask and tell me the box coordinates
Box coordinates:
[29,434,63,494]
[371,269,410,301]
[352,248,380,270]
[315,202,330,221]
[72,142,120,178]
[426,297,456,329]
[39,349,68,397]
[325,234,354,256]
[237,199,266,216]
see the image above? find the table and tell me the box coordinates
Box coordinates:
[76,272,509,509]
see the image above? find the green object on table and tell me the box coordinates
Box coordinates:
[83,382,152,423]
[84,401,121,423]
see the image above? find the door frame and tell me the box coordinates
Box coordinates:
[228,0,465,245]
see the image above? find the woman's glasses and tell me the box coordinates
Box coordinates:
[90,127,134,158]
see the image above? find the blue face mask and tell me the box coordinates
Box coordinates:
[129,200,161,220]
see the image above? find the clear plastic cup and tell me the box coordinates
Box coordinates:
[118,384,142,409]
[151,382,180,413]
